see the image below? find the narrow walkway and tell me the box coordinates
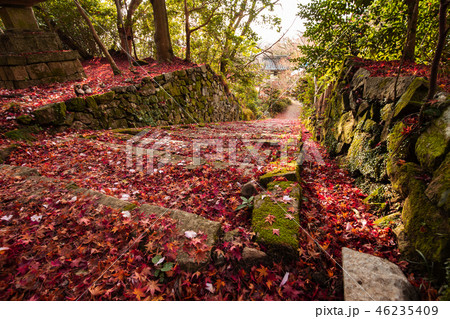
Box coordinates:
[1,116,404,300]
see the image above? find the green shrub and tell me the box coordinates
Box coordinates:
[241,108,255,121]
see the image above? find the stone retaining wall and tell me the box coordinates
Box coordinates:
[0,31,86,89]
[18,64,241,130]
[305,59,449,278]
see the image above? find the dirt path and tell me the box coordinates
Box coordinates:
[275,100,301,120]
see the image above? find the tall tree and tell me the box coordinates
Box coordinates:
[35,0,117,59]
[150,0,174,62]
[113,0,143,57]
[427,0,449,100]
[73,0,121,75]
[215,0,280,75]
[183,0,218,62]
[403,0,420,62]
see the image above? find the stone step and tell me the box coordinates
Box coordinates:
[251,170,301,258]
[342,247,417,301]
[0,164,221,271]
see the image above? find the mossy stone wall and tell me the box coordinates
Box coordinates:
[19,65,240,130]
[307,59,450,278]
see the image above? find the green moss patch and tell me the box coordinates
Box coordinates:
[374,212,400,228]
[346,132,387,181]
[415,106,450,171]
[252,196,299,252]
[393,77,428,120]
[252,179,301,258]
[4,126,40,141]
[32,102,66,126]
[402,188,450,264]
[259,163,298,188]
[66,97,87,112]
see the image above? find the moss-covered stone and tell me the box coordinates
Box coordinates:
[393,77,428,120]
[336,111,355,144]
[105,107,126,120]
[252,185,300,255]
[363,76,416,102]
[259,166,298,188]
[66,97,87,112]
[32,102,66,126]
[362,119,377,133]
[402,187,450,265]
[4,126,40,141]
[93,91,115,104]
[267,181,297,192]
[346,132,387,181]
[16,114,33,125]
[415,105,449,171]
[425,153,450,213]
[390,162,423,197]
[381,103,394,122]
[386,121,411,181]
[374,212,400,228]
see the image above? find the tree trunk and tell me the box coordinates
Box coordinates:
[118,26,133,56]
[150,0,174,62]
[35,5,92,60]
[114,0,132,56]
[184,0,191,61]
[74,0,121,75]
[403,0,420,62]
[427,0,449,100]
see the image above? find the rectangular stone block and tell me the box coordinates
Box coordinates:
[26,50,80,64]
[4,65,29,81]
[0,67,7,81]
[63,60,84,75]
[47,61,66,77]
[26,63,51,80]
[0,55,27,66]
[13,79,40,89]
[0,80,14,89]
[0,7,39,31]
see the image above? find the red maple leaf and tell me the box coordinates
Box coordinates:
[265,214,276,225]
[146,280,162,296]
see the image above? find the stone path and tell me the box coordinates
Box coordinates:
[1,104,417,300]
[2,115,302,271]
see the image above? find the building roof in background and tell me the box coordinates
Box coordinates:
[262,55,291,72]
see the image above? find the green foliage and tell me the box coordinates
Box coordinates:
[182,0,280,103]
[241,108,256,121]
[441,258,450,300]
[293,74,317,120]
[35,0,117,57]
[296,0,442,77]
[235,196,254,211]
[151,255,174,282]
[261,87,292,116]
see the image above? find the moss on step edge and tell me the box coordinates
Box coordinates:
[4,126,41,141]
[374,212,400,228]
[111,127,148,135]
[363,186,388,212]
[252,195,299,253]
[259,163,299,188]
